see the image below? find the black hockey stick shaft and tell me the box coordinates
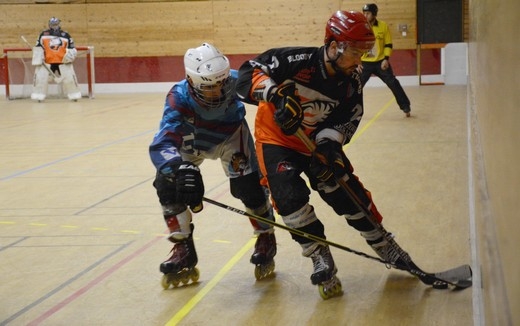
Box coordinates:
[202,196,385,264]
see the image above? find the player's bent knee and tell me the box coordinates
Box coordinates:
[230,172,266,208]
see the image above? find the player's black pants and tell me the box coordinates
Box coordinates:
[258,143,383,244]
[360,60,411,112]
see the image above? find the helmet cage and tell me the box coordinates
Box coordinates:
[49,17,61,31]
[187,75,234,109]
[184,43,232,109]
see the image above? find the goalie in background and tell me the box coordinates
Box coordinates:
[31,17,81,102]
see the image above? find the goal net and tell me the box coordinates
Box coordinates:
[2,46,95,100]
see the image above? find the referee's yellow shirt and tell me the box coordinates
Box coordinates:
[362,19,393,62]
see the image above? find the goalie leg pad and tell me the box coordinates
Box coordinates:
[31,65,49,101]
[32,47,44,66]
[59,64,81,100]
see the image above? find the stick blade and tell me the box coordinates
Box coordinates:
[433,264,473,289]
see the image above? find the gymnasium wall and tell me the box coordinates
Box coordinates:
[468,0,520,324]
[0,0,460,84]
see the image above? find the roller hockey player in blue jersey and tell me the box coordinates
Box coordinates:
[236,11,419,299]
[149,43,277,288]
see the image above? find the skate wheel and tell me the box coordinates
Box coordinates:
[181,273,190,284]
[190,268,200,283]
[254,266,262,280]
[318,285,329,299]
[318,278,343,300]
[161,274,170,290]
[254,261,275,280]
[166,274,181,288]
[161,274,181,289]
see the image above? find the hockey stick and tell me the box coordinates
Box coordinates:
[20,35,64,83]
[203,196,387,264]
[203,196,471,289]
[294,128,472,289]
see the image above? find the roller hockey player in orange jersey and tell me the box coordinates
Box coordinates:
[236,10,418,299]
[149,43,277,289]
[31,17,81,102]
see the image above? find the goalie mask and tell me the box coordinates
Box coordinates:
[48,17,61,32]
[184,43,233,109]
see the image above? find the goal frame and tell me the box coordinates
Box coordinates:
[3,46,95,100]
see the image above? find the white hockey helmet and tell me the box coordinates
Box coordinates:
[184,43,232,109]
[49,17,61,31]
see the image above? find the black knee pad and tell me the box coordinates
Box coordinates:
[153,172,176,206]
[318,186,356,215]
[344,216,375,232]
[268,169,310,216]
[230,172,266,209]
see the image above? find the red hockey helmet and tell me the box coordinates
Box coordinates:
[324,11,375,51]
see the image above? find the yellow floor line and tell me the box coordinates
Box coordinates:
[345,98,394,149]
[165,237,256,326]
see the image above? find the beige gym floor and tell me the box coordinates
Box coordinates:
[0,85,473,325]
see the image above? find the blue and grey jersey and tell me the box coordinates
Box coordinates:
[149,69,246,170]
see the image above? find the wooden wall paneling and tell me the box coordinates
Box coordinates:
[0,0,467,58]
[212,0,341,55]
[86,2,213,57]
[341,0,416,50]
[0,0,75,3]
[33,0,86,3]
[0,0,209,2]
[84,0,210,2]
[0,0,37,3]
[0,4,89,50]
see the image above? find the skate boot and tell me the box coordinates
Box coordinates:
[306,244,343,300]
[369,232,416,272]
[250,232,277,280]
[160,227,199,289]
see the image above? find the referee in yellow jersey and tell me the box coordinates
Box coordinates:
[360,3,412,117]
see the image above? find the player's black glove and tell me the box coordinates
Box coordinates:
[309,139,346,185]
[269,82,304,135]
[160,161,204,212]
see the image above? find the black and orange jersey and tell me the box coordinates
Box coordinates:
[36,29,75,64]
[236,46,365,155]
